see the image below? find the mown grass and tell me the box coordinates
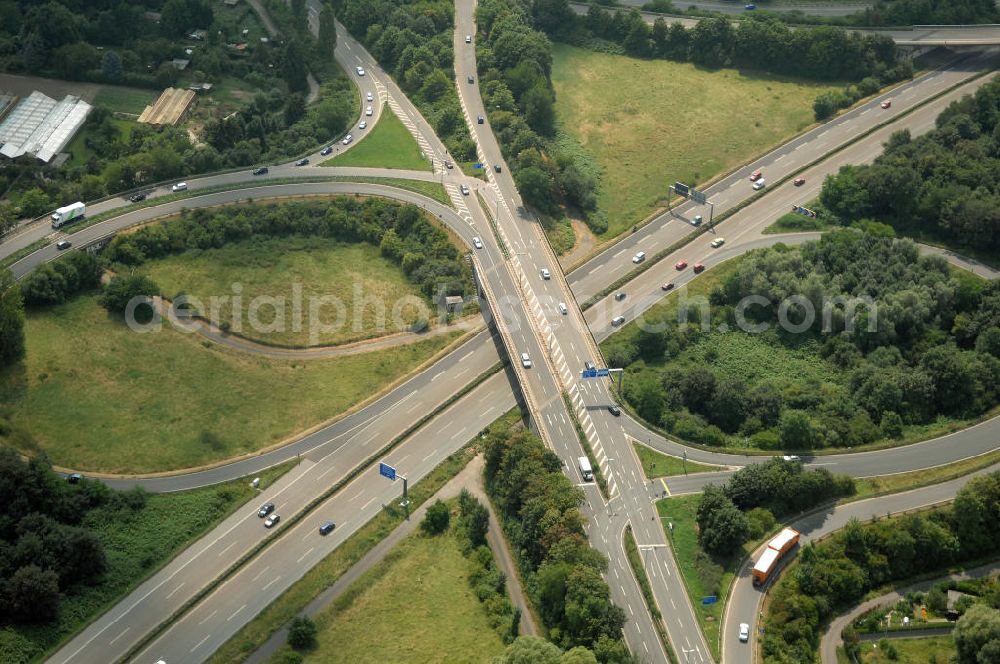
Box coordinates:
[0,294,463,473]
[551,43,840,239]
[141,237,431,347]
[0,462,293,664]
[208,446,481,664]
[92,88,158,115]
[323,106,431,171]
[632,441,722,479]
[848,634,956,664]
[274,526,505,664]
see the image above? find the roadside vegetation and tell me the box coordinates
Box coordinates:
[324,106,431,171]
[839,634,956,664]
[0,447,290,664]
[605,231,1000,454]
[764,471,1000,663]
[632,441,721,479]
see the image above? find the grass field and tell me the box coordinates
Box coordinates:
[551,43,839,239]
[141,237,432,347]
[845,635,956,664]
[0,294,462,473]
[92,88,158,115]
[324,106,431,171]
[633,441,722,478]
[0,462,291,664]
[273,525,505,664]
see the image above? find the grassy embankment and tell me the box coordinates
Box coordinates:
[323,106,431,171]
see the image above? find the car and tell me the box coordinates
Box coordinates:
[793,177,806,186]
[467,76,474,84]
[295,158,309,166]
[744,3,756,9]
[56,240,72,250]
[465,35,472,43]
[749,169,762,182]
[614,292,626,301]
[342,134,353,145]
[366,91,374,102]
[632,251,646,264]
[661,282,674,291]
[251,167,268,176]
[473,236,483,249]
[365,105,373,117]
[356,66,365,76]
[493,164,501,173]
[782,455,801,462]
[608,405,621,416]
[611,316,626,327]
[460,184,470,195]
[675,260,688,270]
[258,502,275,518]
[67,473,82,484]
[264,514,280,528]
[319,521,336,536]
[752,179,766,190]
[541,268,551,280]
[129,192,147,202]
[692,215,703,226]
[558,302,568,315]
[171,182,187,192]
[881,100,892,109]
[477,115,484,124]
[359,120,367,129]
[320,146,333,156]
[710,237,725,248]
[739,623,750,643]
[584,361,595,371]
[693,263,705,273]
[520,352,532,368]
[444,159,453,169]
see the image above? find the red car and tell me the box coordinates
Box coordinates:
[661,282,675,291]
[693,263,705,273]
[675,260,688,270]
[749,169,762,182]
[793,177,806,186]
[881,100,891,109]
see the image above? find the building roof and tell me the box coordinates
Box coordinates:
[137,88,196,126]
[0,91,91,163]
[171,58,190,71]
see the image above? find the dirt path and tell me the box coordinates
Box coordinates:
[243,455,537,663]
[559,217,598,270]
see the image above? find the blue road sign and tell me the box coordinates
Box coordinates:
[596,369,610,377]
[702,596,718,605]
[582,369,597,378]
[473,163,483,169]
[379,462,397,481]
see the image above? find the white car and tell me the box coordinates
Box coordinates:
[366,91,374,102]
[356,66,365,76]
[520,352,532,368]
[739,623,750,643]
[752,179,766,190]
[632,251,645,264]
[472,236,483,249]
[359,120,367,129]
[782,455,801,462]
[460,184,470,196]
[541,268,551,280]
[465,35,472,43]
[692,215,703,225]
[342,134,353,145]
[171,182,187,192]
[710,237,725,248]
[365,105,373,117]
[558,302,568,315]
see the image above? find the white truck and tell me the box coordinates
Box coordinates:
[578,456,593,482]
[51,202,85,228]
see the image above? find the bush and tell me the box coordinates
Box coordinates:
[99,274,160,315]
[420,499,450,535]
[286,616,317,651]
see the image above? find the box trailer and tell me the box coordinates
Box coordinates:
[752,527,800,587]
[51,202,85,228]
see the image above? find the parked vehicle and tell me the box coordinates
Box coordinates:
[578,456,593,481]
[51,202,85,228]
[752,527,800,586]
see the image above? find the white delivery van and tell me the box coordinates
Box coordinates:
[578,456,593,482]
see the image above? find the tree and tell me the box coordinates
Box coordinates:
[515,166,558,216]
[4,565,60,623]
[318,3,337,58]
[286,616,317,650]
[100,50,122,82]
[495,636,562,664]
[421,499,450,535]
[18,188,50,218]
[779,409,816,449]
[458,490,490,547]
[281,41,310,94]
[521,84,556,136]
[99,274,160,315]
[697,486,750,557]
[954,604,1000,664]
[0,269,25,368]
[560,646,598,664]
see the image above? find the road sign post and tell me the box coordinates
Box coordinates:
[379,461,410,518]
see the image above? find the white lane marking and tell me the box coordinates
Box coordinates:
[362,495,379,511]
[198,609,218,625]
[190,635,212,653]
[227,604,247,622]
[109,627,130,646]
[217,541,237,558]
[251,566,270,583]
[297,547,315,565]
[165,582,186,599]
[262,575,281,591]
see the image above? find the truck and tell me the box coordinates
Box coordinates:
[578,456,593,482]
[51,202,85,228]
[752,527,800,587]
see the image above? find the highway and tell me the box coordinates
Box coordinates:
[20,5,998,664]
[616,0,873,17]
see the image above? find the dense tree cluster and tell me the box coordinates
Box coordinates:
[20,250,103,307]
[955,604,1000,664]
[0,269,25,369]
[100,200,474,299]
[764,471,1000,663]
[820,78,1000,254]
[696,459,853,556]
[0,448,148,624]
[853,0,999,27]
[483,424,634,663]
[495,636,602,664]
[610,230,1000,450]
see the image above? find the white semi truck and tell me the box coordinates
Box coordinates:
[51,202,86,228]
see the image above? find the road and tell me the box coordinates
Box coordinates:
[617,0,872,17]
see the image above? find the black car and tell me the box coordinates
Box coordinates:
[319,521,336,536]
[252,167,269,175]
[467,76,474,84]
[584,361,595,371]
[614,292,626,301]
[258,502,276,518]
[477,115,484,124]
[67,473,82,484]
[295,158,309,166]
[56,240,72,251]
[608,405,621,417]
[128,192,147,203]
[493,164,502,173]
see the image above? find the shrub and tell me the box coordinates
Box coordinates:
[286,616,317,651]
[420,499,450,535]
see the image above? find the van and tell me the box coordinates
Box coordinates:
[578,456,593,482]
[558,302,568,315]
[752,179,766,191]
